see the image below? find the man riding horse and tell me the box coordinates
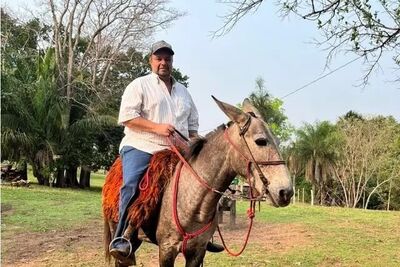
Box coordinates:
[109,40,224,261]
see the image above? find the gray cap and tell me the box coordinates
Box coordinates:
[150,40,174,55]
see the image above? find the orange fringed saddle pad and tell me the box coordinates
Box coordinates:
[102,149,180,226]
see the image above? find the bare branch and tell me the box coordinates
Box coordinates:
[212,0,263,38]
[216,0,400,86]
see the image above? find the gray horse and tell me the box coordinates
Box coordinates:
[103,97,293,267]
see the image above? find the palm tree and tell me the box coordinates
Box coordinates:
[2,49,116,186]
[294,121,340,205]
[247,77,293,142]
[283,143,305,203]
[2,49,67,185]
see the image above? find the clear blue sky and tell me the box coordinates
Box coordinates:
[5,0,399,134]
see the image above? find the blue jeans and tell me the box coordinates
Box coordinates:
[117,146,152,236]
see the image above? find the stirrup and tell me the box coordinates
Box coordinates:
[109,236,133,258]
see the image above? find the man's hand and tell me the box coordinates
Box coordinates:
[154,123,175,137]
[123,118,175,137]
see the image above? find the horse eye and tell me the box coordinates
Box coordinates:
[248,112,257,118]
[255,138,267,146]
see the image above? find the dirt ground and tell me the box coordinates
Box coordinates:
[1,213,312,267]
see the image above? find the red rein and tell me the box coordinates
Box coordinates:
[167,135,256,257]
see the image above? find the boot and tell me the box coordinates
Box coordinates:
[109,224,135,260]
[206,241,224,253]
[109,196,136,261]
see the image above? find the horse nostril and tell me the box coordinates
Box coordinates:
[279,188,294,201]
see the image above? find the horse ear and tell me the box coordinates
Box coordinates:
[242,98,264,119]
[211,95,248,125]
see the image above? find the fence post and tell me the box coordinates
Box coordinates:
[218,207,223,223]
[230,200,236,227]
[302,188,304,203]
[297,188,300,203]
[311,189,314,206]
[293,185,296,204]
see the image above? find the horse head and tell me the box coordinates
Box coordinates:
[212,96,293,207]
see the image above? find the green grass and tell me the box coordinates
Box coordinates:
[206,202,400,266]
[2,174,400,266]
[1,172,106,234]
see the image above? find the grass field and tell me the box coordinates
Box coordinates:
[1,173,400,266]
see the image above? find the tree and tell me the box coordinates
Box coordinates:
[45,0,183,105]
[294,121,340,205]
[2,48,67,185]
[283,143,305,204]
[334,115,400,208]
[2,6,190,188]
[216,0,400,84]
[34,0,183,186]
[246,77,294,142]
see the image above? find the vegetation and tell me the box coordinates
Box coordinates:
[1,0,398,210]
[246,77,294,143]
[286,115,400,210]
[1,6,188,188]
[2,182,399,266]
[245,81,400,210]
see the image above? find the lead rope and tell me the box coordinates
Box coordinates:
[216,200,256,256]
[172,162,214,256]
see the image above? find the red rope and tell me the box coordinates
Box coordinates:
[139,169,150,190]
[167,135,257,257]
[217,201,256,256]
[172,160,213,256]
[167,137,216,192]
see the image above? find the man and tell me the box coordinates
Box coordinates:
[109,40,223,260]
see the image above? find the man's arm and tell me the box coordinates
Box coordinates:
[187,93,199,140]
[123,117,175,137]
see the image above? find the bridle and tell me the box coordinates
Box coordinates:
[224,114,286,192]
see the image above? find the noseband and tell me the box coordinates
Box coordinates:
[224,114,286,188]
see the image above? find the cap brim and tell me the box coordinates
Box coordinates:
[152,47,174,55]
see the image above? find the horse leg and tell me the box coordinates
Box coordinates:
[159,246,179,267]
[184,248,206,267]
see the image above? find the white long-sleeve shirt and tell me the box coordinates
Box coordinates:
[118,72,199,154]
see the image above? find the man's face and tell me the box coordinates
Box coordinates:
[149,50,173,79]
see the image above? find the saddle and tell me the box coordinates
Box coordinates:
[102,134,188,227]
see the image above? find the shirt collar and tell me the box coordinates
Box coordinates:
[150,71,176,86]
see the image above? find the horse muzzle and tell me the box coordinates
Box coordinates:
[265,186,293,207]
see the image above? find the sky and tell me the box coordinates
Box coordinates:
[5,0,400,134]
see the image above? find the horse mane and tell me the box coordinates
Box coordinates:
[184,124,228,160]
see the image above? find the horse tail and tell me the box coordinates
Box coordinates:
[103,217,112,263]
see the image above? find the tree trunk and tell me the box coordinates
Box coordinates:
[55,168,65,187]
[387,179,392,211]
[32,163,49,186]
[66,166,79,187]
[79,165,91,188]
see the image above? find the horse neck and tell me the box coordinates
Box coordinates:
[178,128,237,221]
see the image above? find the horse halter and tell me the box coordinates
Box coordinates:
[224,114,286,188]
